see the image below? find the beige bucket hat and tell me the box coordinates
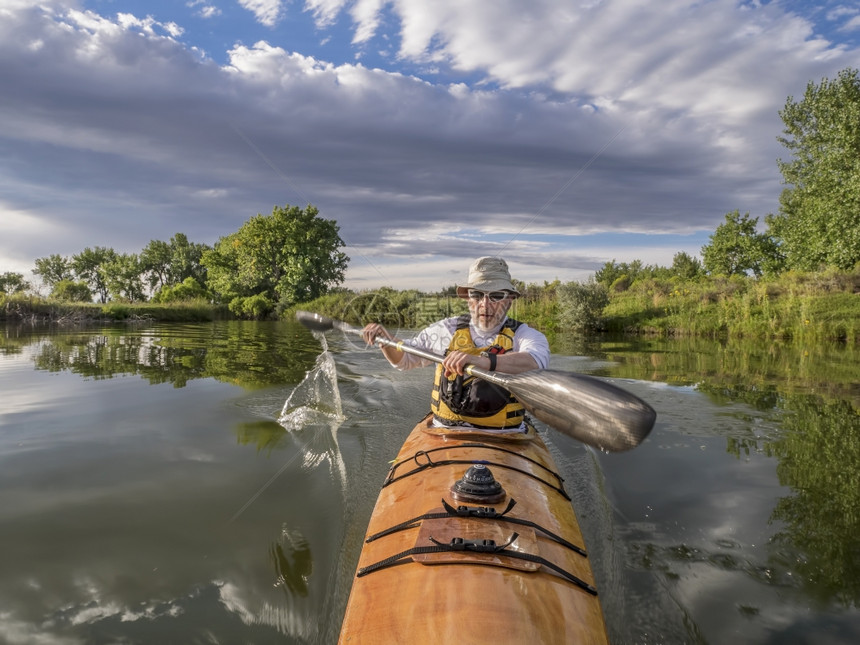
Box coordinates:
[456,256,521,298]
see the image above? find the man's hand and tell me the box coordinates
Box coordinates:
[442,350,479,376]
[361,323,393,347]
[361,323,404,366]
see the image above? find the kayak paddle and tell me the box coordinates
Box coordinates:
[296,310,655,452]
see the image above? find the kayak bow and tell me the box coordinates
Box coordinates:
[338,416,609,644]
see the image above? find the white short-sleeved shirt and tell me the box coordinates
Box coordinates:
[392,316,550,371]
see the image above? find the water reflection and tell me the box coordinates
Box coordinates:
[237,419,291,453]
[9,321,320,389]
[589,338,860,607]
[271,529,313,598]
[580,335,859,406]
[769,395,860,607]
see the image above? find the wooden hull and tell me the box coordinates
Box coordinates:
[338,416,608,644]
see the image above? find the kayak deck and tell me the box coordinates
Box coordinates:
[338,415,608,644]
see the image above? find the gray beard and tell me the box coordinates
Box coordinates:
[471,315,506,335]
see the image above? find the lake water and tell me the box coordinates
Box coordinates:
[1,321,858,644]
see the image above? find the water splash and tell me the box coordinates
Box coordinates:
[233,334,348,522]
[278,333,344,430]
[276,332,349,506]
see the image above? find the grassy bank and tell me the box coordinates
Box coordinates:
[1,295,226,324]
[5,268,858,343]
[601,269,860,342]
[293,268,860,344]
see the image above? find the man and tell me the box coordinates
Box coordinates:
[362,256,549,431]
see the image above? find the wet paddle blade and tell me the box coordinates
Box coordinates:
[502,370,656,452]
[295,310,341,333]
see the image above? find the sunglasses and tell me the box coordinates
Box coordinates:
[467,290,510,303]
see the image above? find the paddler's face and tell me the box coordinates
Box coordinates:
[466,290,513,331]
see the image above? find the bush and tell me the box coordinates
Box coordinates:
[152,277,209,303]
[558,281,609,332]
[102,303,130,320]
[229,294,274,320]
[52,280,92,302]
[610,274,632,292]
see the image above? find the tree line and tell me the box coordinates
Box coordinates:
[0,204,348,320]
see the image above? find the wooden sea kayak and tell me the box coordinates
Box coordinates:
[338,414,609,644]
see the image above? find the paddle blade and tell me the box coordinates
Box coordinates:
[296,310,337,333]
[504,370,656,452]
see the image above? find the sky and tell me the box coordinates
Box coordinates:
[1,0,859,292]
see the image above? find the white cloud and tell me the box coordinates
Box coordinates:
[116,12,184,38]
[826,6,860,21]
[349,0,386,44]
[187,1,222,19]
[304,0,341,26]
[841,15,860,32]
[0,611,83,645]
[238,0,285,27]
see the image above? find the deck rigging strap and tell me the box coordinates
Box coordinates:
[384,443,571,500]
[364,498,588,557]
[355,533,598,596]
[389,441,563,482]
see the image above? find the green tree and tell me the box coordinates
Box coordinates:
[103,253,145,302]
[71,247,117,303]
[702,210,782,277]
[0,271,30,294]
[202,204,348,309]
[141,233,210,293]
[670,251,703,280]
[33,254,73,289]
[772,67,860,270]
[594,259,647,289]
[139,239,172,292]
[166,233,209,286]
[201,238,242,304]
[51,279,92,302]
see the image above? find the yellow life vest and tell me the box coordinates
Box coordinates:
[430,315,525,429]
